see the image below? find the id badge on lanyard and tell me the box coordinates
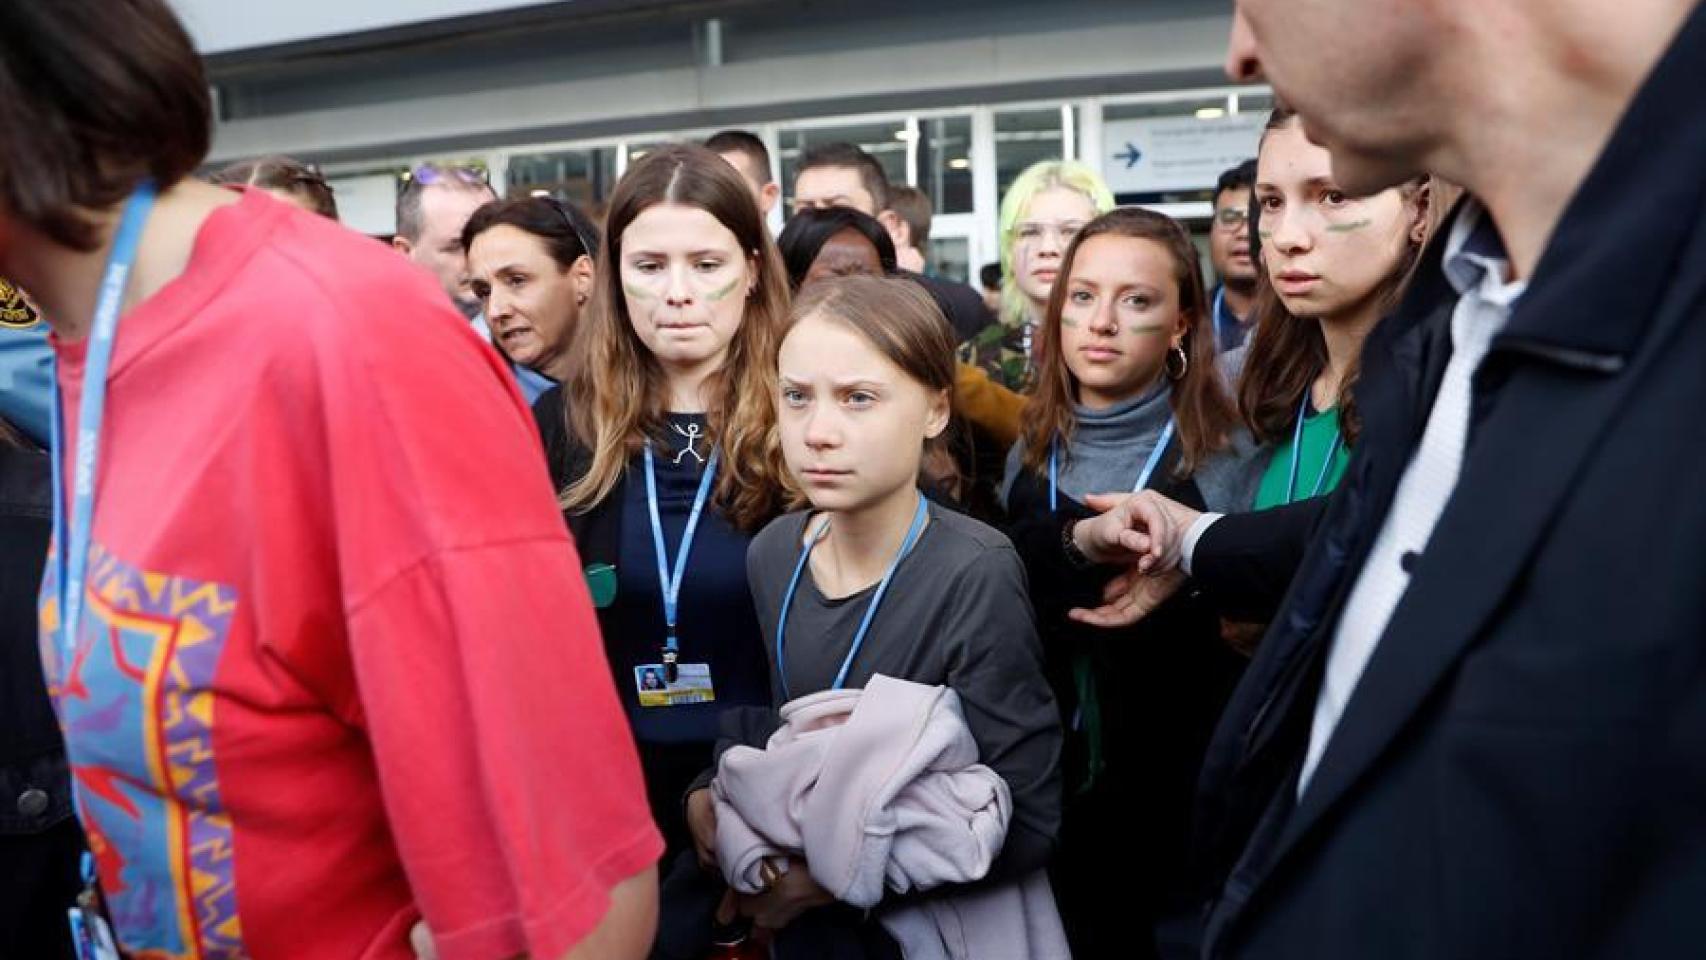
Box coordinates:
[67,853,123,960]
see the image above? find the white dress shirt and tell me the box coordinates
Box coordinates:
[1296,203,1527,794]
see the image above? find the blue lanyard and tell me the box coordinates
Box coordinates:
[1285,391,1344,504]
[775,493,928,699]
[49,183,157,668]
[642,441,720,681]
[1048,417,1175,512]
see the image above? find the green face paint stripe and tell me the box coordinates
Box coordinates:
[706,277,742,302]
[622,281,656,301]
[1128,323,1169,335]
[1325,218,1375,234]
[1258,230,1274,240]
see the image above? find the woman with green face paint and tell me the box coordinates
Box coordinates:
[1237,106,1437,512]
[964,161,1116,392]
[997,207,1262,959]
[531,144,800,952]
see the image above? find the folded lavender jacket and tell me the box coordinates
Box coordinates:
[711,673,1071,960]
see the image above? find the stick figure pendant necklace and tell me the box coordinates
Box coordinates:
[673,421,707,465]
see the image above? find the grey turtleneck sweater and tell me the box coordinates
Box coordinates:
[1000,380,1266,515]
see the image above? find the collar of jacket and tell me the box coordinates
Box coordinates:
[1489,1,1706,373]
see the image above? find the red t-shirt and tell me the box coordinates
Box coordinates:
[38,189,661,960]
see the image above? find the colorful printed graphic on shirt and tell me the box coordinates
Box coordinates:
[40,544,243,960]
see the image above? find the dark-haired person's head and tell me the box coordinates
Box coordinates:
[0,0,210,255]
[210,156,339,220]
[392,164,497,319]
[777,208,899,292]
[1211,158,1259,291]
[705,130,778,219]
[460,197,600,382]
[792,142,891,218]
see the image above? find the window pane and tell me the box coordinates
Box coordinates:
[1236,92,1277,115]
[506,148,620,217]
[995,107,1069,204]
[918,115,974,215]
[925,236,971,285]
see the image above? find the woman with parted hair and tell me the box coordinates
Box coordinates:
[532,143,797,868]
[1000,206,1262,958]
[1235,106,1437,512]
[462,195,601,385]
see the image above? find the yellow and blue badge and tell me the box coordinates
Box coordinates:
[0,277,41,329]
[0,277,53,445]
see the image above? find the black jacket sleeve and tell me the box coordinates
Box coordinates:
[1191,496,1333,622]
[530,384,579,491]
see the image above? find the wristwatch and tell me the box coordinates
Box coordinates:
[1061,518,1098,569]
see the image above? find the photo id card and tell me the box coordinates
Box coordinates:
[635,663,716,707]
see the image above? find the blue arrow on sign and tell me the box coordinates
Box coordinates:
[1115,143,1144,168]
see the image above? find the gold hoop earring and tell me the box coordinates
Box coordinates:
[1165,343,1189,381]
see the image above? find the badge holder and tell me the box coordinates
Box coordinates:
[68,852,123,960]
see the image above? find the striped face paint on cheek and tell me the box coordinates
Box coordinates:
[705,277,742,302]
[1127,322,1169,338]
[1325,218,1374,234]
[622,281,657,302]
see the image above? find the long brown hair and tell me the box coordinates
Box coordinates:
[788,277,959,494]
[558,143,793,531]
[1020,207,1238,477]
[1238,107,1435,446]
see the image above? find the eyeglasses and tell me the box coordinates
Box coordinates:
[1213,207,1250,231]
[406,164,489,187]
[1013,220,1088,244]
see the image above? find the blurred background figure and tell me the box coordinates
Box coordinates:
[391,163,496,319]
[1206,159,1257,351]
[706,129,780,223]
[776,206,898,292]
[210,155,340,220]
[886,184,932,274]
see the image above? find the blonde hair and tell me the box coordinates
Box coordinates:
[557,144,794,531]
[998,160,1116,328]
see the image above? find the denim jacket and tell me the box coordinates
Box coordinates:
[0,440,71,836]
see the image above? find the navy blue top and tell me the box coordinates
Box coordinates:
[611,413,769,743]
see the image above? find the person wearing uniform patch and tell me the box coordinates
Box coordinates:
[0,279,53,446]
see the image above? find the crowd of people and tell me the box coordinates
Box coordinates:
[2,0,1704,958]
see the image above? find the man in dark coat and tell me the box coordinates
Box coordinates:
[1068,1,1706,956]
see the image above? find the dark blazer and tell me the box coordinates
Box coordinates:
[1189,497,1327,625]
[1191,8,1706,957]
